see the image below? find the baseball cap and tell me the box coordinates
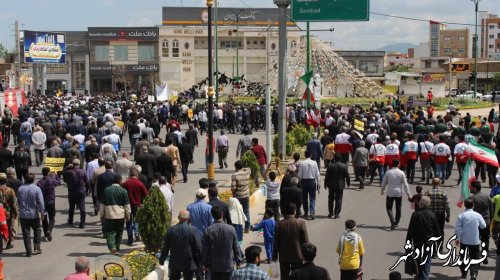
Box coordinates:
[196,188,208,198]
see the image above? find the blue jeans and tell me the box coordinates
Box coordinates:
[126,206,138,243]
[419,255,432,280]
[237,197,250,231]
[264,238,273,260]
[302,179,317,216]
[436,164,447,181]
[370,164,386,183]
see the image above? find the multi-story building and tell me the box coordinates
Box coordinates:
[336,51,385,78]
[439,28,469,58]
[479,11,500,59]
[160,7,300,92]
[429,21,445,57]
[384,49,418,69]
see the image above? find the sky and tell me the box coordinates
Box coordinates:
[1,0,499,51]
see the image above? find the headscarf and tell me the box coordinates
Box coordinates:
[228,197,247,226]
[338,227,360,263]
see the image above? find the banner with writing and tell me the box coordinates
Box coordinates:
[45,158,66,172]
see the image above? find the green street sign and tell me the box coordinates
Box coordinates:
[291,0,370,22]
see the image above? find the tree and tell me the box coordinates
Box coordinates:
[493,73,500,90]
[388,65,410,73]
[136,187,171,253]
[0,43,9,61]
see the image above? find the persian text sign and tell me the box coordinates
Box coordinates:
[45,158,66,172]
[24,31,66,64]
[291,0,370,22]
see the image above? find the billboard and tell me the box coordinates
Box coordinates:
[24,31,66,63]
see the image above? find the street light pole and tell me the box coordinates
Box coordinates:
[471,0,481,97]
[274,0,290,160]
[206,0,215,181]
[215,0,219,103]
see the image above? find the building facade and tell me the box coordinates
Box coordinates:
[479,11,500,59]
[88,27,159,93]
[160,7,300,93]
[439,28,469,58]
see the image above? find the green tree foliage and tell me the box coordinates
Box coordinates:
[493,73,500,89]
[241,150,260,180]
[388,65,410,72]
[289,124,313,147]
[136,187,171,253]
[273,133,295,157]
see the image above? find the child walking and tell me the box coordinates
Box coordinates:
[252,208,276,263]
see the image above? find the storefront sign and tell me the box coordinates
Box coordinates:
[90,64,159,74]
[88,28,159,41]
[24,31,66,64]
[385,72,401,86]
[422,73,446,83]
[173,29,204,35]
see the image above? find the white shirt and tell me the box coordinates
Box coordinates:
[381,168,411,198]
[298,158,320,185]
[158,184,174,215]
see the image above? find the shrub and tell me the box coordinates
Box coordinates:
[289,124,313,147]
[273,133,295,157]
[241,150,260,180]
[136,187,171,253]
[123,251,157,280]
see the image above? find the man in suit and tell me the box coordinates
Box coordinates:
[159,210,202,280]
[63,159,89,228]
[324,154,350,219]
[352,141,369,189]
[0,142,13,173]
[290,243,331,280]
[185,124,198,160]
[135,146,156,186]
[96,161,118,204]
[272,203,309,280]
[280,176,303,219]
[114,152,134,181]
[306,134,322,169]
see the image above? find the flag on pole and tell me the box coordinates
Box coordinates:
[457,159,475,207]
[466,138,499,167]
[306,108,320,128]
[302,89,315,102]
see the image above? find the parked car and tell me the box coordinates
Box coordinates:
[456,91,482,99]
[482,91,500,102]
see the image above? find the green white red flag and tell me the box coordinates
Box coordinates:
[465,138,499,167]
[457,159,475,208]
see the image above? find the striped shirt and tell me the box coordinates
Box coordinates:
[231,168,251,198]
[425,187,450,217]
[231,264,270,280]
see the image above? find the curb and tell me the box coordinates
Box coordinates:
[249,185,266,209]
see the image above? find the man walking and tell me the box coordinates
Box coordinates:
[100,175,131,254]
[17,173,45,256]
[406,196,440,280]
[231,246,270,280]
[352,141,368,189]
[187,189,214,238]
[336,220,365,280]
[37,167,60,241]
[431,135,451,184]
[231,160,251,232]
[324,154,350,219]
[202,206,241,280]
[159,210,203,280]
[306,134,322,169]
[424,178,450,253]
[122,169,148,246]
[114,152,134,181]
[298,151,320,220]
[251,138,268,186]
[0,173,18,249]
[470,181,492,264]
[216,130,229,169]
[454,198,486,280]
[272,203,309,280]
[291,243,330,280]
[381,159,411,230]
[63,159,89,228]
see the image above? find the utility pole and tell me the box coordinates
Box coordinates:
[14,20,20,89]
[214,0,219,103]
[306,21,311,109]
[274,0,289,160]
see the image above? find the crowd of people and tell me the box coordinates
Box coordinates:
[1,92,500,279]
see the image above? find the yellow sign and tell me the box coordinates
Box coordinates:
[45,158,66,172]
[354,119,365,131]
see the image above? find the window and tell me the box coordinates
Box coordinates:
[74,62,85,89]
[359,60,379,73]
[444,48,451,53]
[172,40,179,57]
[490,35,495,39]
[291,40,297,48]
[139,45,154,61]
[490,25,495,29]
[162,40,169,57]
[490,44,495,49]
[458,36,465,40]
[425,61,431,68]
[184,42,189,50]
[95,46,109,62]
[458,48,465,53]
[498,33,500,39]
[114,45,128,61]
[444,36,451,41]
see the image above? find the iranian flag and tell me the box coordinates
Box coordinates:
[466,138,499,167]
[457,159,475,208]
[306,108,320,127]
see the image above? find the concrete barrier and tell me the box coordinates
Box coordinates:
[143,264,168,280]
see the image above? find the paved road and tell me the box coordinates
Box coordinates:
[5,110,499,279]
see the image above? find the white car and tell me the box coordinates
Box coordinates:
[456,91,482,99]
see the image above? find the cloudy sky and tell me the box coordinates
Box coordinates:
[1,0,499,51]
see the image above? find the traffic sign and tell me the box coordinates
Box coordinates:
[291,0,370,22]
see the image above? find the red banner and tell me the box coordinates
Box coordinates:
[3,89,26,117]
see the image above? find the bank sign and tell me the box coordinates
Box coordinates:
[24,31,66,64]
